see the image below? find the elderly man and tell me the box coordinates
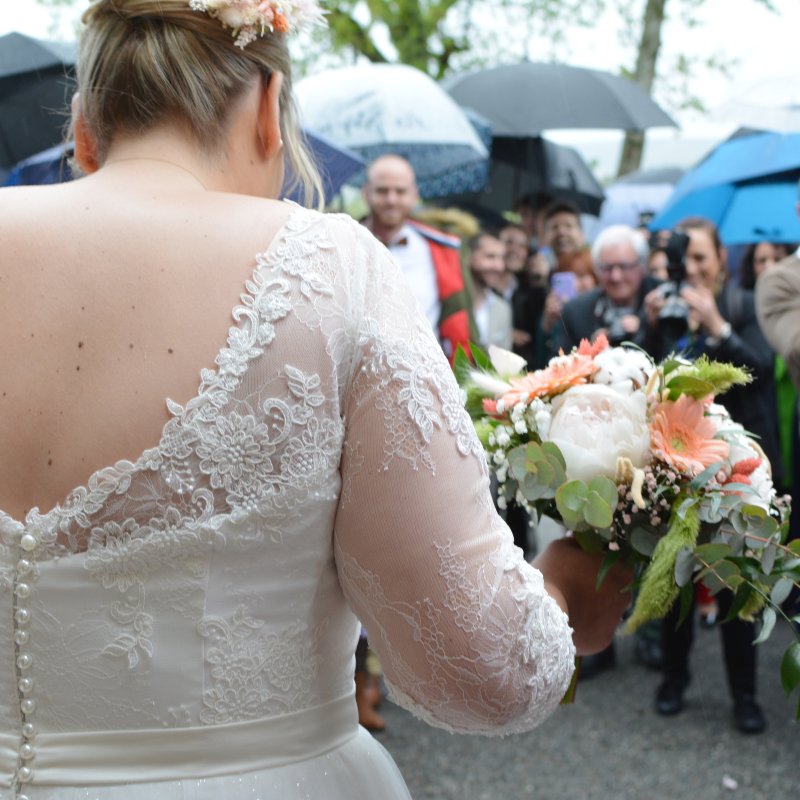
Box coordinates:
[362,154,474,360]
[550,224,658,354]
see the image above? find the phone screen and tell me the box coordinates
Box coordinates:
[551,271,578,302]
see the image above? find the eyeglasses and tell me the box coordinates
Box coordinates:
[597,260,641,275]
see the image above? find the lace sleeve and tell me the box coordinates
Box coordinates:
[333,226,576,736]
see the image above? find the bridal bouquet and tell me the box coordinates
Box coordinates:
[456,337,800,715]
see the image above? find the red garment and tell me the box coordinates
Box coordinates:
[407,220,472,362]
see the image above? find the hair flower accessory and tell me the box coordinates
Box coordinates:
[189,0,325,48]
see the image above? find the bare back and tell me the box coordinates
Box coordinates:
[0,174,293,520]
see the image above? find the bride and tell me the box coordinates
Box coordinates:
[0,1,631,797]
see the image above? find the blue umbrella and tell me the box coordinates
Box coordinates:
[651,180,800,245]
[650,131,800,244]
[4,132,366,203]
[668,131,800,194]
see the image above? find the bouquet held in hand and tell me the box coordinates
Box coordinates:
[456,336,800,715]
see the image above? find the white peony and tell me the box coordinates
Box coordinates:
[546,384,650,482]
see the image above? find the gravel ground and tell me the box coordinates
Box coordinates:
[375,620,798,800]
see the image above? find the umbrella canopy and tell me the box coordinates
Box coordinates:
[5,132,365,204]
[442,134,604,217]
[0,32,76,168]
[295,63,489,198]
[650,130,800,244]
[662,130,800,196]
[286,129,365,202]
[650,180,800,245]
[444,61,676,136]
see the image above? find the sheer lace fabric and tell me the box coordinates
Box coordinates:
[0,207,574,798]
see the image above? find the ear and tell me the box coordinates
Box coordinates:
[71,94,99,174]
[256,71,283,161]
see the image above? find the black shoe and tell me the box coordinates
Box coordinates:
[579,644,616,680]
[634,637,665,670]
[733,694,766,734]
[656,678,687,715]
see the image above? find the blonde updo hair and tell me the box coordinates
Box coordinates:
[77,0,323,206]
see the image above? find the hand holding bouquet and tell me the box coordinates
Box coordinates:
[456,337,800,715]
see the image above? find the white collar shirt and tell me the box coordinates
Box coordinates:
[388,224,441,338]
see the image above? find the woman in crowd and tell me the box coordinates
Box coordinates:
[643,217,779,734]
[0,1,632,797]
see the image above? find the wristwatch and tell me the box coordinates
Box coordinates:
[706,321,732,348]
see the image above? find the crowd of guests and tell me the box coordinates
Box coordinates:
[354,153,800,737]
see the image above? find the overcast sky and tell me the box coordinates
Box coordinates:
[4,0,799,177]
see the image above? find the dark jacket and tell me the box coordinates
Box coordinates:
[549,276,662,356]
[645,281,782,481]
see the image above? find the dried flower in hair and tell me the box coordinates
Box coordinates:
[189,0,325,48]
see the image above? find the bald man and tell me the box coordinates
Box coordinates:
[362,155,474,360]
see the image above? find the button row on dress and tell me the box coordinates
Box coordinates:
[13,540,40,791]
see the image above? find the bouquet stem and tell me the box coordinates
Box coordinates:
[626,500,700,632]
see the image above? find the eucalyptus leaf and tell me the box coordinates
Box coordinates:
[674,547,696,588]
[753,606,777,645]
[761,542,777,575]
[584,490,614,530]
[770,577,794,606]
[556,481,587,514]
[588,476,619,509]
[541,441,566,469]
[694,543,731,564]
[690,461,725,491]
[630,527,660,557]
[535,459,555,486]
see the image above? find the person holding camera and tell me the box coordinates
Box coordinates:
[549,224,659,355]
[643,217,780,734]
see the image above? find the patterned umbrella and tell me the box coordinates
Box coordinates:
[295,64,489,198]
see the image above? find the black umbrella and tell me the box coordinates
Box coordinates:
[444,61,676,135]
[0,32,76,169]
[441,135,605,217]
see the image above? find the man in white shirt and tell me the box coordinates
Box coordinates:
[362,155,475,360]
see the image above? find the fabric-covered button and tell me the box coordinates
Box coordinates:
[19,534,37,552]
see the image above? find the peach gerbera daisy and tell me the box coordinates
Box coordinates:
[649,394,730,476]
[500,353,598,407]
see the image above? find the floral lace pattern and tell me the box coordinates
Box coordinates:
[0,206,575,766]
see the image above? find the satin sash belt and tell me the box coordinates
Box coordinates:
[0,693,358,787]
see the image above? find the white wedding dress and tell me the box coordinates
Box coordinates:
[0,207,575,799]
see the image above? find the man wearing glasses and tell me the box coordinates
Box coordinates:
[550,224,658,354]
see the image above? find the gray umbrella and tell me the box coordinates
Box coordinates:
[444,61,676,135]
[0,33,76,169]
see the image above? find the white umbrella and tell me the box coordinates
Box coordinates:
[295,63,489,197]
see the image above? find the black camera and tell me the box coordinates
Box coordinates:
[651,231,691,344]
[602,304,634,346]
